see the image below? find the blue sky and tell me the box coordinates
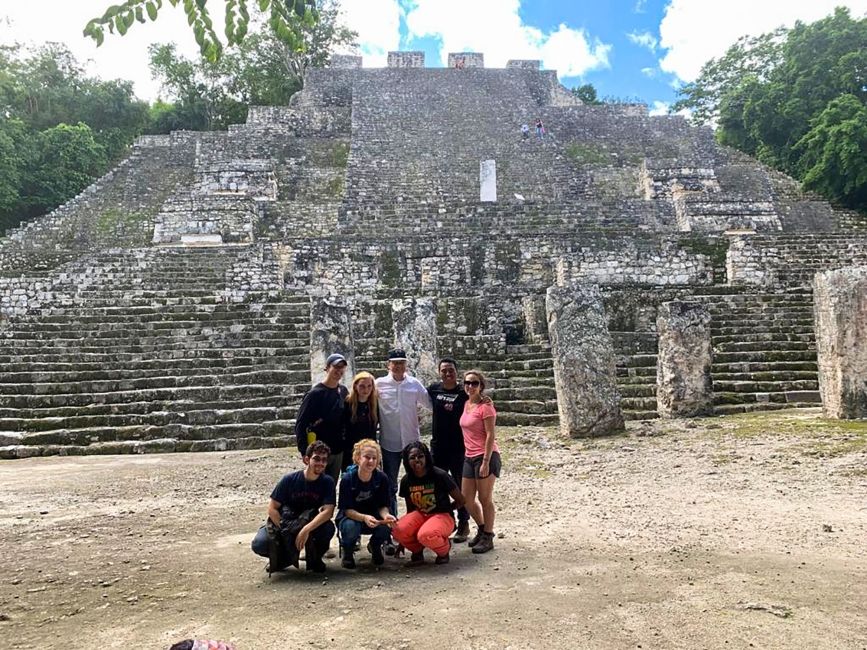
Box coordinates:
[3,0,867,114]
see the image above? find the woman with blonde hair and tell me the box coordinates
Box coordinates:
[459,369,500,554]
[342,371,379,471]
[336,439,395,568]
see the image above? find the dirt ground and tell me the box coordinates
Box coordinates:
[1,408,866,650]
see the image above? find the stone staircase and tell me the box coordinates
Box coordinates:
[0,247,310,458]
[689,287,821,414]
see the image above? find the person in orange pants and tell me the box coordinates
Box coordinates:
[392,441,466,565]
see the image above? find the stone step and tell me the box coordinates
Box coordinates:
[623,410,658,421]
[712,340,814,353]
[495,412,560,427]
[0,355,311,373]
[493,399,558,414]
[488,386,556,400]
[713,350,816,364]
[712,325,815,337]
[713,379,819,393]
[712,402,820,416]
[469,358,554,371]
[0,369,311,397]
[15,308,309,325]
[712,360,818,373]
[0,432,296,459]
[713,390,822,406]
[0,362,310,384]
[616,366,657,378]
[0,420,295,451]
[711,332,815,344]
[1,332,309,347]
[0,348,310,364]
[621,396,657,410]
[0,383,302,409]
[619,354,658,368]
[0,393,304,419]
[0,405,296,433]
[618,383,655,397]
[711,370,818,382]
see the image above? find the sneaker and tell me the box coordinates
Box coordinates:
[382,540,397,556]
[341,549,356,570]
[368,540,385,566]
[324,548,337,559]
[467,527,485,548]
[471,532,494,554]
[435,541,451,565]
[453,520,471,544]
[407,551,425,567]
[307,557,327,573]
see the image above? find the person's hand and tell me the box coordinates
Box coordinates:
[363,515,378,529]
[479,460,490,478]
[295,526,310,552]
[381,513,397,527]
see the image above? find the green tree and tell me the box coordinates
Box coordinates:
[85,0,318,62]
[674,7,867,212]
[795,94,867,210]
[572,84,602,105]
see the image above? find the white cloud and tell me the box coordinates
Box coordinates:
[659,0,867,82]
[648,100,691,118]
[641,66,656,77]
[403,0,611,76]
[339,0,401,67]
[627,30,657,52]
[634,0,648,13]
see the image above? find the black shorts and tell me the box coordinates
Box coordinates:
[462,451,502,479]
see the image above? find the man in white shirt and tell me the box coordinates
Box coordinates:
[375,348,432,553]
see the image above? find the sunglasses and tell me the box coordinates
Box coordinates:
[463,380,481,387]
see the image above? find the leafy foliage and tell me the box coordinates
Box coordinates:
[0,44,149,233]
[674,7,867,212]
[572,84,602,105]
[84,0,318,62]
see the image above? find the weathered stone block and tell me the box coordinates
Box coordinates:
[656,301,713,418]
[448,52,484,68]
[813,267,867,418]
[310,296,356,387]
[392,297,438,386]
[387,51,424,68]
[545,285,624,437]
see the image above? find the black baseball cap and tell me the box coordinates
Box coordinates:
[387,349,408,362]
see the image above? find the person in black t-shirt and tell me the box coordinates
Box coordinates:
[392,441,465,566]
[251,441,337,573]
[295,353,349,482]
[342,371,379,471]
[427,357,471,541]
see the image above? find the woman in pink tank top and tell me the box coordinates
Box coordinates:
[458,369,501,554]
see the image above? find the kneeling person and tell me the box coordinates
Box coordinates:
[251,441,336,573]
[393,441,465,565]
[337,439,396,568]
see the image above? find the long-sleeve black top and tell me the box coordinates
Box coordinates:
[294,382,348,455]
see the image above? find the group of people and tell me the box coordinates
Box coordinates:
[251,349,501,573]
[520,118,546,140]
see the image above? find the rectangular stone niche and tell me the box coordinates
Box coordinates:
[448,52,484,68]
[388,51,425,68]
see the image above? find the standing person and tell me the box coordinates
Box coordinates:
[459,369,500,554]
[393,441,466,566]
[376,348,432,552]
[295,353,348,482]
[427,358,471,543]
[343,371,379,471]
[250,441,337,573]
[336,439,395,569]
[535,117,545,139]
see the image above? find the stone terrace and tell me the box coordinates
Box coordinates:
[1,54,867,456]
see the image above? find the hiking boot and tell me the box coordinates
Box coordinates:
[471,532,494,554]
[368,540,385,566]
[453,520,471,543]
[467,526,485,548]
[407,551,425,567]
[341,549,356,569]
[382,540,397,556]
[435,541,451,565]
[306,557,327,573]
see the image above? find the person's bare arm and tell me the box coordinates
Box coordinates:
[267,498,282,526]
[449,486,466,509]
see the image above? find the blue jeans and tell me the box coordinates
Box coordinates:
[381,449,402,517]
[338,518,391,551]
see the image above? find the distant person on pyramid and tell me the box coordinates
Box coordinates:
[535,118,545,139]
[376,348,432,553]
[294,353,348,482]
[521,123,530,140]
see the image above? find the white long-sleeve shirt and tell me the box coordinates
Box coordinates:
[375,373,432,452]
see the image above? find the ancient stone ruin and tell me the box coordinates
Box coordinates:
[2,52,866,457]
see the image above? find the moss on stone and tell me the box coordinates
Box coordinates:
[565,142,611,167]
